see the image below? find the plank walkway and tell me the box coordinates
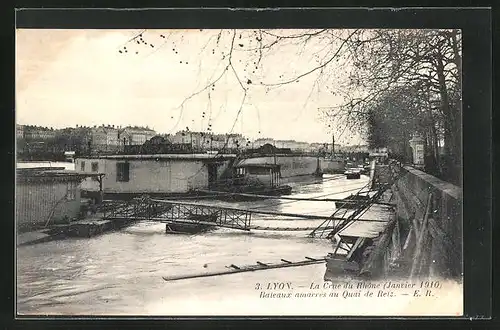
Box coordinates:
[162,256,328,282]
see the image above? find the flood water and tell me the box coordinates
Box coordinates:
[17,174,374,316]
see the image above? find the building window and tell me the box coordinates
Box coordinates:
[80,161,85,171]
[91,162,99,172]
[116,162,130,182]
[66,181,77,200]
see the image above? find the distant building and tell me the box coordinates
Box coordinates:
[315,143,343,154]
[23,125,56,141]
[90,125,120,154]
[338,144,369,153]
[254,138,276,147]
[308,143,323,152]
[275,140,311,152]
[294,141,311,152]
[210,134,228,151]
[118,126,156,146]
[225,133,247,150]
[53,126,92,154]
[170,131,249,151]
[16,124,25,139]
[123,135,192,154]
[171,131,206,150]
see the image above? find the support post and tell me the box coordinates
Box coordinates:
[332,133,335,157]
[359,218,396,278]
[410,193,433,279]
[97,174,104,205]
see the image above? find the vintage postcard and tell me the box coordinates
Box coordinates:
[16,25,464,316]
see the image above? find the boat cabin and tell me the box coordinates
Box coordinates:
[234,163,281,188]
[75,154,235,198]
[16,168,103,232]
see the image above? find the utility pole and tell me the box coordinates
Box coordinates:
[331,133,335,158]
[190,132,193,154]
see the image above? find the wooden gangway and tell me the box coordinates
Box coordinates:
[102,196,388,233]
[308,183,392,239]
[162,256,328,282]
[194,189,395,206]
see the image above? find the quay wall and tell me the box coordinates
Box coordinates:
[16,180,82,231]
[76,158,232,194]
[237,155,320,178]
[373,163,462,279]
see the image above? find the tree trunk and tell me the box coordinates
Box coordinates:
[424,125,439,177]
[450,31,463,186]
[435,55,456,182]
[450,31,462,87]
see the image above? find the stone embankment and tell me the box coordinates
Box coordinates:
[368,161,462,279]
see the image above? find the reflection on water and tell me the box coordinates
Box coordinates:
[17,175,370,315]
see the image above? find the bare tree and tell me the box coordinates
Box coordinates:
[118,28,461,183]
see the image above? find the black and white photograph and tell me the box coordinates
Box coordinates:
[15,17,465,316]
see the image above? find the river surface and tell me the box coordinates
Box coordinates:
[17,173,375,316]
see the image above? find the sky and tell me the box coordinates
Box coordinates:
[16,29,364,145]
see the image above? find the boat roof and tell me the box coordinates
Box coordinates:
[235,163,280,169]
[16,168,104,181]
[76,153,237,161]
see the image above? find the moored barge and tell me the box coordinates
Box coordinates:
[334,194,370,209]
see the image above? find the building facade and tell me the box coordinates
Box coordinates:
[170,132,249,151]
[225,133,247,149]
[253,138,276,147]
[271,140,312,152]
[170,131,205,149]
[90,125,120,154]
[23,125,57,141]
[118,126,156,146]
[16,124,25,139]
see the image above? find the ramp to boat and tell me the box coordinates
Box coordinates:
[309,184,394,239]
[162,256,328,282]
[101,187,393,235]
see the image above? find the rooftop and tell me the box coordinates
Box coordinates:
[16,168,104,181]
[235,164,280,169]
[120,126,156,132]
